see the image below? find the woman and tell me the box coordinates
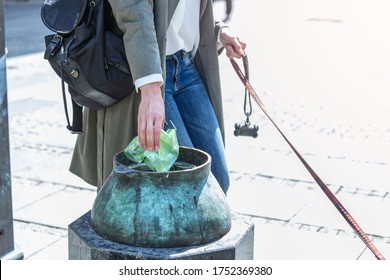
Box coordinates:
[70,0,246,194]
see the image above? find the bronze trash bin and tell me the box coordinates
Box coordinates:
[91,147,232,248]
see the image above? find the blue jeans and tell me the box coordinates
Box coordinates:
[164,50,230,193]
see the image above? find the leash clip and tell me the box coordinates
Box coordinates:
[233,55,259,138]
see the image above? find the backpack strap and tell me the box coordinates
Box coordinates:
[58,75,82,135]
[65,86,83,134]
[43,35,63,60]
[69,93,84,134]
[58,63,83,133]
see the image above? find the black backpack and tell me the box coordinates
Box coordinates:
[41,0,134,133]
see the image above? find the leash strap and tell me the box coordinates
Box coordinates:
[230,56,385,260]
[243,54,252,124]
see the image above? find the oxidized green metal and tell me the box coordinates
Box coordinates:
[91,147,232,248]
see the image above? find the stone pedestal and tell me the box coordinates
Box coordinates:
[68,211,254,260]
[0,7,24,260]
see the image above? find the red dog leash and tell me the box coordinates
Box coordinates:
[230,56,385,260]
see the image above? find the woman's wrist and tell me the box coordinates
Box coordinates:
[140,82,162,95]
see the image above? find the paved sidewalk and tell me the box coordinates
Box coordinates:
[5,0,390,260]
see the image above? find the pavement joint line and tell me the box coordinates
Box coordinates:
[247,143,390,167]
[14,219,68,234]
[298,151,390,167]
[232,171,389,198]
[240,173,315,186]
[26,238,67,260]
[242,213,390,244]
[11,143,74,155]
[13,188,68,212]
[63,184,97,192]
[356,249,366,260]
[12,175,96,192]
[286,202,309,223]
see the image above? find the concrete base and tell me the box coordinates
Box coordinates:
[0,246,24,260]
[68,211,254,260]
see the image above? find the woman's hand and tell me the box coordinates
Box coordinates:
[138,82,165,151]
[220,27,246,59]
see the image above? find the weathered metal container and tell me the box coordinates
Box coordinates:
[91,147,232,248]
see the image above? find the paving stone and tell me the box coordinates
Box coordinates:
[12,151,95,189]
[250,218,366,260]
[13,221,66,259]
[260,151,390,193]
[357,242,390,260]
[6,53,56,88]
[305,157,390,193]
[10,149,52,173]
[289,198,354,233]
[8,106,75,150]
[330,194,390,237]
[290,190,390,237]
[259,152,317,182]
[13,187,96,229]
[11,178,65,211]
[226,145,288,175]
[27,237,68,260]
[290,132,390,165]
[227,176,314,221]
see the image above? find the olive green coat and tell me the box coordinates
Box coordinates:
[70,0,226,188]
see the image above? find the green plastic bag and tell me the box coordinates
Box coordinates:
[124,129,179,172]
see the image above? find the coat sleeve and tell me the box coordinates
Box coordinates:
[108,0,163,82]
[214,19,228,54]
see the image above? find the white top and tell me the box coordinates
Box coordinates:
[165,0,200,56]
[134,0,201,91]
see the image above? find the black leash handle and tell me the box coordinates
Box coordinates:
[230,56,385,260]
[242,55,252,124]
